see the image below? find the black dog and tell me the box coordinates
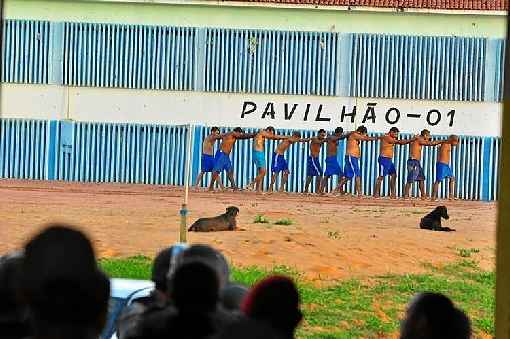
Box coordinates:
[188,206,239,232]
[420,206,455,232]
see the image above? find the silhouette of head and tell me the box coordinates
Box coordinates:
[242,275,303,337]
[400,292,471,339]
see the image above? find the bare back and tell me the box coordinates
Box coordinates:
[409,136,424,160]
[326,137,339,157]
[309,138,323,157]
[275,139,293,155]
[220,133,237,155]
[253,131,265,152]
[346,133,362,158]
[379,135,396,158]
[437,143,452,164]
[202,134,218,155]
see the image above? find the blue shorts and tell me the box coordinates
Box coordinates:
[307,156,323,177]
[378,156,396,176]
[344,155,361,179]
[271,153,289,173]
[407,159,425,183]
[436,162,453,182]
[213,150,232,173]
[252,150,266,169]
[324,156,343,177]
[201,154,215,172]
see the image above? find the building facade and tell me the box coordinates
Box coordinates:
[0,0,506,199]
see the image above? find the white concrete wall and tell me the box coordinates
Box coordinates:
[0,84,502,137]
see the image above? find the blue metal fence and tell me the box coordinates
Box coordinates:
[204,28,338,96]
[53,121,190,185]
[1,119,498,201]
[350,34,486,102]
[0,119,501,200]
[1,19,506,102]
[495,39,506,102]
[1,19,51,84]
[0,119,48,180]
[62,22,196,90]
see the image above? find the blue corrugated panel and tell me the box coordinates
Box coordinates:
[204,28,338,96]
[494,39,506,102]
[350,34,487,102]
[1,20,50,84]
[0,119,501,201]
[0,119,48,179]
[54,121,190,185]
[62,22,196,90]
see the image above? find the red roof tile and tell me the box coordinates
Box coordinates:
[224,0,508,10]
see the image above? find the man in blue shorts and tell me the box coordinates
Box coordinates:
[268,131,307,192]
[373,127,413,199]
[248,126,289,193]
[404,129,445,199]
[194,127,223,189]
[337,126,379,196]
[319,127,349,194]
[431,135,459,201]
[304,129,327,194]
[208,127,255,191]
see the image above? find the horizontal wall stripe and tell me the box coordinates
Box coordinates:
[62,22,196,90]
[1,19,506,102]
[350,33,487,102]
[1,19,50,84]
[0,118,500,201]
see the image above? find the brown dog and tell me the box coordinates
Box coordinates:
[188,206,239,232]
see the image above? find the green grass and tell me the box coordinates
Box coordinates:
[99,258,494,338]
[327,231,341,240]
[253,214,270,224]
[457,248,481,258]
[274,218,294,226]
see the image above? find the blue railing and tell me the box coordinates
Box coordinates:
[350,34,486,101]
[0,119,500,201]
[1,20,51,84]
[1,19,506,102]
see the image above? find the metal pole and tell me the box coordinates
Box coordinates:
[179,124,193,243]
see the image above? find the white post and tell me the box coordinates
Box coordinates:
[179,124,194,243]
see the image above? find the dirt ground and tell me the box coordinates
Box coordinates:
[0,179,497,283]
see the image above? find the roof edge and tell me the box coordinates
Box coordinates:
[82,0,508,16]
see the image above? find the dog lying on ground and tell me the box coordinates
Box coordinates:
[420,206,455,232]
[188,206,239,232]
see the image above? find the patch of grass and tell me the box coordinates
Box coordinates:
[253,214,270,224]
[327,231,341,240]
[457,248,480,258]
[99,257,494,338]
[274,218,294,226]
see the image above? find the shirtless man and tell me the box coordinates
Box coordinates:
[431,135,459,201]
[337,126,379,196]
[194,127,223,189]
[304,129,327,194]
[250,126,289,193]
[404,129,445,199]
[208,127,254,191]
[268,131,307,193]
[373,127,413,199]
[319,127,349,194]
